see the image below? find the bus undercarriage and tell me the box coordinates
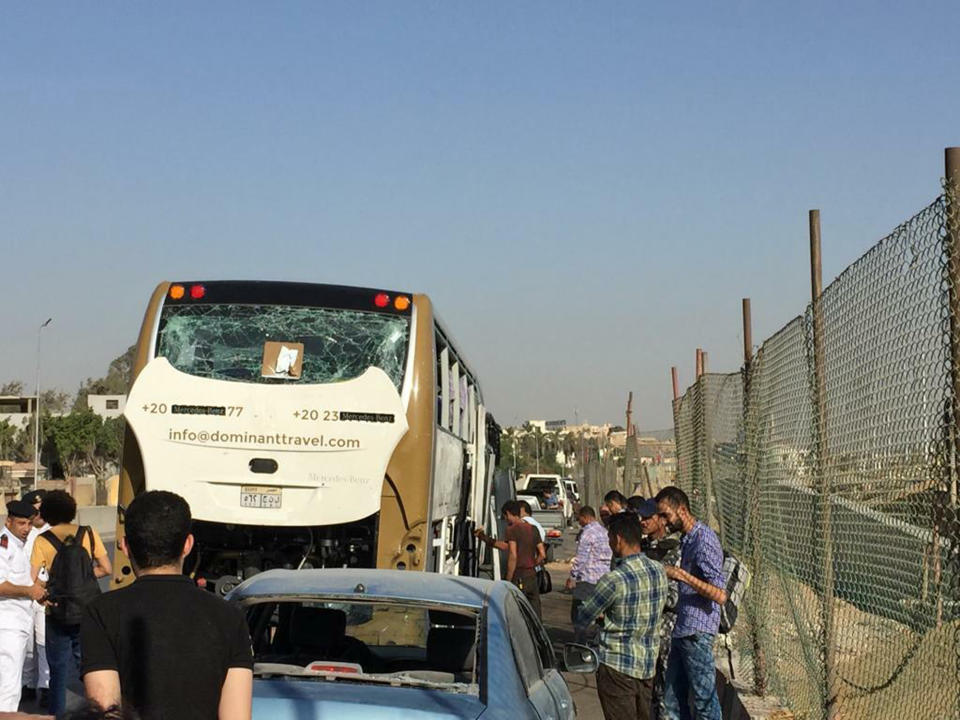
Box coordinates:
[186,514,379,595]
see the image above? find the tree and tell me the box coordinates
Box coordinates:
[92,417,124,480]
[0,420,17,460]
[1,381,23,396]
[13,419,35,463]
[45,413,97,479]
[73,345,136,412]
[40,389,71,414]
[44,410,122,482]
[498,427,518,471]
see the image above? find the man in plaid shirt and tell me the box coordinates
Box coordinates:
[564,506,612,642]
[655,486,726,720]
[578,512,667,720]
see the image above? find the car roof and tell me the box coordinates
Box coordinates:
[228,568,494,610]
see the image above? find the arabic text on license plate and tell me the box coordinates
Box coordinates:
[240,486,282,509]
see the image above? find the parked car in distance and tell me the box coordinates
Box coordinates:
[563,478,580,505]
[518,474,573,524]
[228,569,598,719]
[516,494,542,511]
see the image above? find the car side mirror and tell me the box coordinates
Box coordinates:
[562,643,598,673]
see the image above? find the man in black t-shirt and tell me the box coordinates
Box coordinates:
[80,491,253,720]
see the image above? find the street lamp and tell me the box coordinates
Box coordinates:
[33,318,52,491]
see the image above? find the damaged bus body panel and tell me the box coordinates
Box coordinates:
[125,359,408,527]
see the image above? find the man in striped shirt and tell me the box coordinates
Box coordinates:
[578,512,668,720]
[564,506,612,642]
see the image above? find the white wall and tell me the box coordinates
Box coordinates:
[87,395,127,419]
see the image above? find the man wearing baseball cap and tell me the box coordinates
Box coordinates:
[636,498,681,720]
[0,500,47,712]
[20,491,49,708]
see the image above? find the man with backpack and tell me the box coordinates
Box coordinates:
[29,491,111,718]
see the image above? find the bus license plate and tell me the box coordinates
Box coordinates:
[240,486,282,509]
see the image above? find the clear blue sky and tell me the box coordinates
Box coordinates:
[2,2,958,428]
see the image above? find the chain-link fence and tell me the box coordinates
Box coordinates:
[673,188,960,719]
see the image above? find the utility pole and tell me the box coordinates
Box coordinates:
[33,318,52,491]
[535,430,540,474]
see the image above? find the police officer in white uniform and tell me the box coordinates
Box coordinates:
[0,500,46,712]
[21,490,50,704]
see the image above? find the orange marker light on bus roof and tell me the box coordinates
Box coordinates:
[190,284,206,299]
[374,293,390,308]
[169,285,185,300]
[394,296,411,311]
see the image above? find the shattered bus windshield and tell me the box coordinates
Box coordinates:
[156,304,410,389]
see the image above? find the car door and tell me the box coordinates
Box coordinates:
[504,594,564,719]
[517,597,575,719]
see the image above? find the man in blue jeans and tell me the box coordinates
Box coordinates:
[654,487,726,720]
[30,490,112,717]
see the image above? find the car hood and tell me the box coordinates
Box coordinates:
[253,678,485,720]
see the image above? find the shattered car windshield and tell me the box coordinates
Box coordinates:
[156,304,410,389]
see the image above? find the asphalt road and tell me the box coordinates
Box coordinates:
[542,525,605,720]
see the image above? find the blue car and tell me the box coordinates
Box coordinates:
[227,569,598,719]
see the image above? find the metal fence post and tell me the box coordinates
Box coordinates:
[742,297,768,694]
[810,209,837,720]
[943,149,960,677]
[945,148,960,509]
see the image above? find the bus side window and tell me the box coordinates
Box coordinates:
[459,374,468,440]
[436,336,445,424]
[451,361,461,437]
[439,346,450,432]
[467,385,477,443]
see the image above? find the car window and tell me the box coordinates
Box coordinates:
[527,480,559,494]
[245,600,478,684]
[504,594,542,691]
[518,598,555,670]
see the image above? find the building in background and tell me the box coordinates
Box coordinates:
[0,395,37,430]
[87,394,126,419]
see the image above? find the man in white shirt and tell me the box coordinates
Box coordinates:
[518,501,546,541]
[20,491,49,707]
[0,501,47,712]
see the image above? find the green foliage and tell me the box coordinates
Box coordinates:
[40,389,71,414]
[13,418,36,463]
[1,381,24,396]
[44,410,123,479]
[73,345,136,412]
[498,426,564,475]
[0,420,18,460]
